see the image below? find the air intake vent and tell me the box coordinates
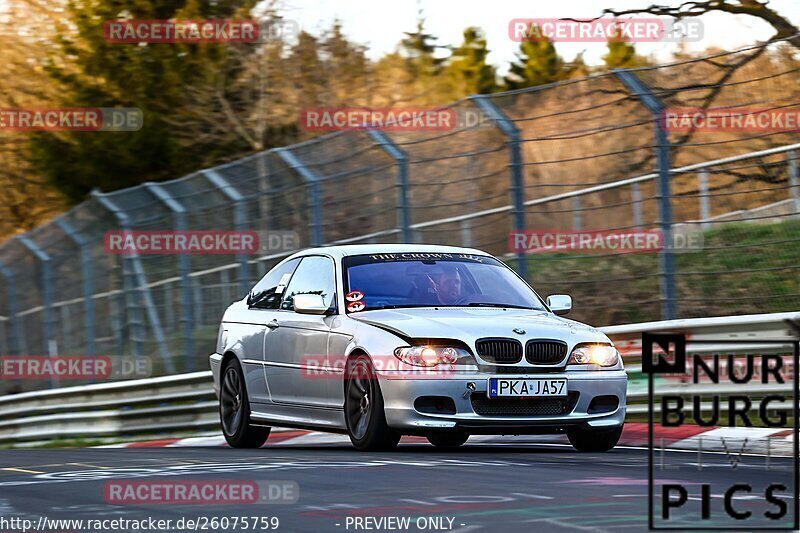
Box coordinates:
[471,392,579,416]
[476,338,523,364]
[525,340,568,365]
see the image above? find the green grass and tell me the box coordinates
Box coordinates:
[520,219,800,325]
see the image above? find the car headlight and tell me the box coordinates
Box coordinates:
[568,343,619,367]
[393,346,475,368]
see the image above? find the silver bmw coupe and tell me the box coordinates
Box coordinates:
[210,244,627,451]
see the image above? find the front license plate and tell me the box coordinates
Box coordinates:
[488,378,567,398]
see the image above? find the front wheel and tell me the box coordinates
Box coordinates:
[344,355,401,451]
[567,425,623,452]
[220,358,270,448]
[427,431,469,448]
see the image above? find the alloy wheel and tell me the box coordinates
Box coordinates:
[346,360,374,440]
[221,366,244,436]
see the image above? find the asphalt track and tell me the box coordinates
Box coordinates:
[0,435,795,533]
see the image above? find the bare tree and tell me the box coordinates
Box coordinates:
[603,1,800,48]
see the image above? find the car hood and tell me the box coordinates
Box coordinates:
[352,307,609,346]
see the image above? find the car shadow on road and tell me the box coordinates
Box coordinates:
[252,443,616,455]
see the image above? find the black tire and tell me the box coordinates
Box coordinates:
[220,358,270,448]
[427,431,469,448]
[567,425,623,452]
[344,355,401,451]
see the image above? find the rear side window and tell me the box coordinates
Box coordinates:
[248,258,301,309]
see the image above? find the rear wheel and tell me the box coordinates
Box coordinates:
[567,425,623,452]
[427,431,469,448]
[345,355,401,451]
[220,358,270,448]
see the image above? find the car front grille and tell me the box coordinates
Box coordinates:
[470,392,579,417]
[479,365,562,374]
[525,340,568,365]
[475,338,523,364]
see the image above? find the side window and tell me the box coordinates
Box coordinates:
[248,258,301,309]
[280,256,336,311]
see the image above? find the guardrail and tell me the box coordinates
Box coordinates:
[0,371,215,443]
[0,312,796,444]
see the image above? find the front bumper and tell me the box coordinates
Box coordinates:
[380,370,627,433]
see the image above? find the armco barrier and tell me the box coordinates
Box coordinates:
[0,312,796,444]
[0,371,215,443]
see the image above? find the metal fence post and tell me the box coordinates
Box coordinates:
[92,191,174,371]
[788,150,800,215]
[203,169,251,295]
[110,287,125,355]
[164,283,174,330]
[275,147,324,246]
[631,182,643,229]
[0,261,23,355]
[460,219,473,247]
[572,197,583,230]
[469,95,527,279]
[16,236,55,356]
[144,183,194,371]
[615,69,677,320]
[0,317,6,355]
[698,171,711,230]
[16,235,56,387]
[97,204,143,358]
[54,219,95,355]
[59,305,71,352]
[220,269,231,307]
[257,151,271,226]
[192,278,203,329]
[366,129,412,243]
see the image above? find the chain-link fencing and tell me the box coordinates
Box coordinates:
[1,38,799,391]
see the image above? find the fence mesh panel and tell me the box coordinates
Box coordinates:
[2,38,800,391]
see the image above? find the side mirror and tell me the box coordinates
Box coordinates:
[293,293,329,315]
[546,294,572,316]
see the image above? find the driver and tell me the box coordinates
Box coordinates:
[426,266,463,305]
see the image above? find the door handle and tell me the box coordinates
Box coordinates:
[267,319,280,330]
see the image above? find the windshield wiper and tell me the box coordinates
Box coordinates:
[465,302,537,310]
[365,304,429,310]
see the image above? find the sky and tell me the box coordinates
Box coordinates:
[280,0,800,69]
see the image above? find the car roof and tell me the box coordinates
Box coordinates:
[289,244,492,260]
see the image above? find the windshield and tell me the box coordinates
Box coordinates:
[342,252,546,312]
